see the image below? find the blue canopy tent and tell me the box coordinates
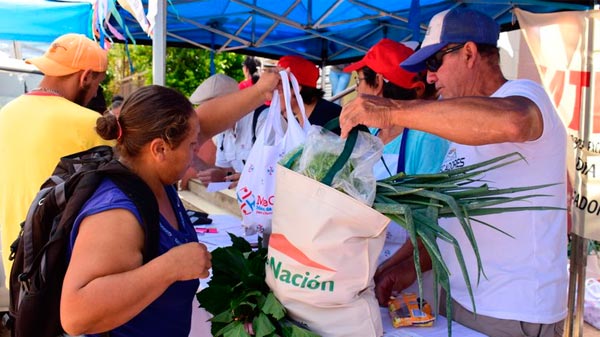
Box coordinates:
[0,1,594,69]
[98,0,594,84]
[0,0,92,42]
[0,1,594,81]
[106,0,593,64]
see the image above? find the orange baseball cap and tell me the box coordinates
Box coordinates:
[26,34,108,76]
[277,55,319,88]
[344,38,422,89]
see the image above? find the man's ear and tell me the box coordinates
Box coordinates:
[79,69,94,87]
[375,74,385,95]
[463,41,477,67]
[413,81,426,98]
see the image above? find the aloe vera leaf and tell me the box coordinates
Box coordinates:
[374,201,434,215]
[415,210,479,307]
[379,152,523,184]
[387,207,419,259]
[459,217,514,240]
[443,206,565,219]
[428,242,453,336]
[387,211,427,310]
[379,171,448,182]
[376,184,426,195]
[414,226,450,276]
[447,184,558,199]
[411,213,456,244]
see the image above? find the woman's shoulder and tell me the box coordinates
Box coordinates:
[316,98,342,112]
[80,178,138,215]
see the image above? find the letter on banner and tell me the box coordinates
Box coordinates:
[516,8,600,240]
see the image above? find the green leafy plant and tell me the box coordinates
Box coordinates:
[196,234,320,337]
[373,152,561,335]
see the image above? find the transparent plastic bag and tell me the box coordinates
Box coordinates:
[292,124,383,206]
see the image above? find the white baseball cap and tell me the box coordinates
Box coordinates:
[190,73,239,104]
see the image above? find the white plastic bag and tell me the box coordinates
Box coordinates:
[585,277,600,329]
[236,71,310,240]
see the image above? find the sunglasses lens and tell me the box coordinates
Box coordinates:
[425,56,441,72]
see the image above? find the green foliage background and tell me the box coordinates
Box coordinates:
[103,43,245,103]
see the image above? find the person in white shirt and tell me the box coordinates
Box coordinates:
[181,74,266,189]
[340,7,567,337]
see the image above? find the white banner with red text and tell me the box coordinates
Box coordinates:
[516,8,600,240]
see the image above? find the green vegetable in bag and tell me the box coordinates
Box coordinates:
[303,152,354,184]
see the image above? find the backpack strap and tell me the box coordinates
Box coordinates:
[41,145,113,189]
[252,104,269,144]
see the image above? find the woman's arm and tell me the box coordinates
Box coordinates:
[61,208,210,335]
[196,70,281,142]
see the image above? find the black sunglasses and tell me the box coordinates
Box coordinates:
[425,43,465,72]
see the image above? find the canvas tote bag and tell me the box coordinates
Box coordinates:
[265,127,391,337]
[236,71,310,239]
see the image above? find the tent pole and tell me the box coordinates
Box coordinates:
[566,235,587,337]
[566,8,596,336]
[152,0,167,85]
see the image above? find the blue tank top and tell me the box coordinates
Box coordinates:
[70,179,200,337]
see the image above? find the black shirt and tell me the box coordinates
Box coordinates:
[308,98,342,134]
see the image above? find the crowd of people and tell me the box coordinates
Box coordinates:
[0,6,569,337]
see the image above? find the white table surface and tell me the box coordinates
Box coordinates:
[190,214,487,337]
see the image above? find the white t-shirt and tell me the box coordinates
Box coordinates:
[438,79,568,323]
[214,109,266,172]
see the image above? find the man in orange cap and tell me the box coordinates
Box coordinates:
[0,33,112,281]
[343,38,449,298]
[277,55,341,130]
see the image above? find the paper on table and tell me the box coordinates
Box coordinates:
[206,181,232,192]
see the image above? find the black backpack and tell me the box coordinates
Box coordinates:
[5,145,160,337]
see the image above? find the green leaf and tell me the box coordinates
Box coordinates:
[253,312,276,337]
[211,310,234,323]
[223,322,251,337]
[230,232,253,253]
[197,284,233,314]
[262,292,286,320]
[221,321,251,337]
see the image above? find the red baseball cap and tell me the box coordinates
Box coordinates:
[344,38,421,89]
[277,55,319,88]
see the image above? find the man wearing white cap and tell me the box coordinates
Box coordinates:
[340,7,567,337]
[0,34,111,281]
[181,74,265,190]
